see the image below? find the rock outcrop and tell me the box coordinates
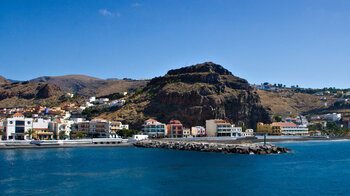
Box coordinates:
[112,62,271,129]
[134,140,292,155]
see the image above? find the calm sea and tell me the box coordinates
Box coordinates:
[1,141,350,195]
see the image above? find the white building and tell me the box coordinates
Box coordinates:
[242,129,254,137]
[323,113,341,122]
[3,113,33,140]
[109,100,126,107]
[231,126,242,137]
[99,98,109,104]
[109,121,129,138]
[133,135,148,140]
[191,126,206,137]
[86,97,96,103]
[272,122,308,135]
[32,118,52,140]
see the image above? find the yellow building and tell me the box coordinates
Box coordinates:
[257,122,282,135]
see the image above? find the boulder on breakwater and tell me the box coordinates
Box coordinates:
[134,140,292,155]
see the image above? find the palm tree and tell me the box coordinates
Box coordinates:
[59,131,66,140]
[25,129,34,140]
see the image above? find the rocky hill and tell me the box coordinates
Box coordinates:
[100,62,271,129]
[0,76,10,85]
[31,75,148,97]
[0,81,63,108]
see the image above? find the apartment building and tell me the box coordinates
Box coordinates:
[206,119,232,137]
[142,119,166,138]
[166,120,183,138]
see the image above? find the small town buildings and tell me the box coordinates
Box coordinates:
[191,126,206,137]
[142,119,166,138]
[242,129,254,137]
[206,119,232,137]
[272,122,308,136]
[109,121,129,138]
[32,118,52,140]
[256,122,282,135]
[323,113,341,122]
[3,113,33,140]
[98,98,109,104]
[109,100,126,107]
[166,120,184,138]
[89,119,110,138]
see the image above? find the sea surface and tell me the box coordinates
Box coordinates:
[1,141,350,195]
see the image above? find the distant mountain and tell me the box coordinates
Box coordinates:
[102,62,271,129]
[0,81,63,108]
[30,75,149,97]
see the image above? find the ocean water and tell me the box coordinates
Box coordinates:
[1,141,350,195]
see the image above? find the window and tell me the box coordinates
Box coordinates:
[9,121,13,124]
[27,121,31,125]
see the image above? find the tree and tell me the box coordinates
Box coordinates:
[25,129,34,140]
[59,131,67,140]
[116,129,139,138]
[274,115,282,122]
[75,132,86,139]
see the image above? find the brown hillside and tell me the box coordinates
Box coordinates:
[257,90,338,115]
[0,81,63,108]
[31,75,148,97]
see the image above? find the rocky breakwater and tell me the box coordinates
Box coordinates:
[134,140,292,155]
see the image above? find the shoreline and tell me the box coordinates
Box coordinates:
[0,143,134,150]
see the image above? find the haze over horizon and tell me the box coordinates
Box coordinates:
[1,0,350,88]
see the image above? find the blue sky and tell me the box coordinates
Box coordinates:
[1,0,350,88]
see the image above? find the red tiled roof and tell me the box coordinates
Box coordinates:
[146,118,156,122]
[272,122,297,127]
[12,113,24,117]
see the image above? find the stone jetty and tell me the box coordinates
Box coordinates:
[134,140,292,155]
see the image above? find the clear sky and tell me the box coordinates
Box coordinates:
[1,0,350,88]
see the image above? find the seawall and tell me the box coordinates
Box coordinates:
[134,140,292,154]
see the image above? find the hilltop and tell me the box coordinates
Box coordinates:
[100,62,271,129]
[31,75,148,97]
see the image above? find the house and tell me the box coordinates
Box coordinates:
[323,113,341,122]
[3,113,33,140]
[206,119,232,137]
[272,122,308,136]
[32,118,52,140]
[109,100,126,107]
[166,120,183,138]
[242,129,254,137]
[49,119,73,139]
[191,126,206,137]
[183,128,191,137]
[142,119,166,138]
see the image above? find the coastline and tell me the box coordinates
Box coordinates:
[1,136,349,150]
[0,142,134,150]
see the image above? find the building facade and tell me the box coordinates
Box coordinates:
[256,123,282,135]
[191,126,206,137]
[3,113,33,140]
[166,120,183,138]
[142,119,166,138]
[206,119,232,137]
[272,122,308,136]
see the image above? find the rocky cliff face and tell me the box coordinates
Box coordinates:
[0,81,63,107]
[110,62,271,129]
